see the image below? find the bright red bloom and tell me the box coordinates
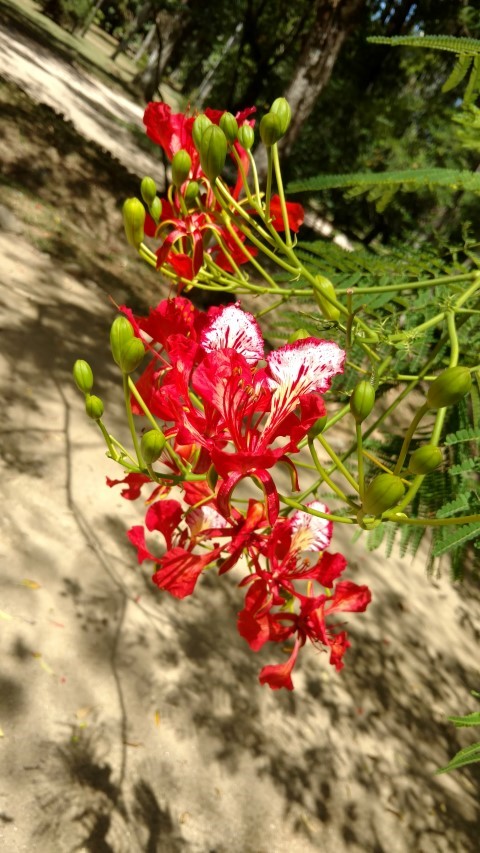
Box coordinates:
[269,195,304,233]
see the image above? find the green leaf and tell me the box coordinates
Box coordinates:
[367,35,480,56]
[447,711,480,728]
[286,168,480,196]
[432,521,480,557]
[442,54,474,93]
[436,741,480,774]
[464,55,480,105]
[436,494,471,518]
[449,458,478,474]
[444,427,480,444]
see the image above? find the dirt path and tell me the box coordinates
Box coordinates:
[0,16,479,853]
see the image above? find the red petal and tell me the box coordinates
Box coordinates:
[258,638,300,691]
[152,546,216,598]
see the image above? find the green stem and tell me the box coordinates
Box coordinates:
[447,311,459,366]
[272,143,292,247]
[127,377,187,473]
[96,420,119,461]
[308,438,359,508]
[280,495,355,524]
[336,271,477,296]
[123,373,143,467]
[356,423,365,500]
[265,146,273,222]
[393,403,429,476]
[384,513,480,527]
[316,434,360,493]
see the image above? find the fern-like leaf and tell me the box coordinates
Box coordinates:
[436,494,472,518]
[444,427,480,445]
[432,522,480,557]
[367,35,480,56]
[442,54,474,93]
[287,168,480,196]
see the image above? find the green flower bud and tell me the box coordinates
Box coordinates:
[350,381,375,424]
[199,124,228,183]
[171,149,192,187]
[219,112,238,143]
[140,176,157,206]
[73,359,94,394]
[192,113,212,150]
[287,328,311,343]
[308,415,328,439]
[363,473,406,517]
[184,180,200,204]
[312,275,341,322]
[408,445,443,475]
[270,97,291,135]
[118,337,145,374]
[122,197,145,249]
[141,429,166,464]
[237,124,255,150]
[149,196,162,224]
[260,112,283,147]
[110,316,134,367]
[85,394,104,420]
[426,366,472,410]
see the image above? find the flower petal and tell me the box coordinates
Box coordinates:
[201,303,264,363]
[152,546,217,598]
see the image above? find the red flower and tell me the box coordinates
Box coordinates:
[269,195,304,233]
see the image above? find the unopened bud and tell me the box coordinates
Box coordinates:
[184,181,199,204]
[408,445,443,475]
[149,196,162,224]
[122,197,145,249]
[73,359,94,394]
[308,415,328,439]
[270,98,291,135]
[312,275,341,322]
[363,474,405,517]
[118,337,145,374]
[219,112,238,143]
[237,124,254,150]
[199,124,227,183]
[260,112,283,147]
[192,113,212,150]
[110,316,134,366]
[426,366,472,410]
[171,149,192,187]
[350,381,375,424]
[287,328,311,343]
[85,394,104,420]
[141,429,166,464]
[140,176,157,206]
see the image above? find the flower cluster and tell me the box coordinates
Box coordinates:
[105,297,371,689]
[124,102,305,288]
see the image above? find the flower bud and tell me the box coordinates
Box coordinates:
[237,124,255,150]
[122,197,145,249]
[308,415,328,439]
[259,112,283,147]
[219,112,238,143]
[192,113,212,150]
[312,275,341,322]
[140,176,157,206]
[141,429,166,464]
[110,316,134,367]
[199,124,228,183]
[184,180,199,204]
[363,473,405,517]
[171,149,192,187]
[149,196,162,224]
[85,394,104,420]
[118,337,146,374]
[408,445,443,475]
[350,381,375,424]
[73,359,94,394]
[270,98,291,135]
[287,328,311,343]
[426,366,472,410]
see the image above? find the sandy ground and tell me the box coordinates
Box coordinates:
[0,14,479,853]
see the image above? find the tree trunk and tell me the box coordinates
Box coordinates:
[111,1,154,61]
[280,0,366,158]
[79,0,107,37]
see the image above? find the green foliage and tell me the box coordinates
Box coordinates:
[437,692,480,774]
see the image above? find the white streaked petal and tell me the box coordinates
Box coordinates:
[290,501,332,552]
[201,304,264,363]
[266,338,345,396]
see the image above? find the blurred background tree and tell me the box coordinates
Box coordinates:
[41,0,480,247]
